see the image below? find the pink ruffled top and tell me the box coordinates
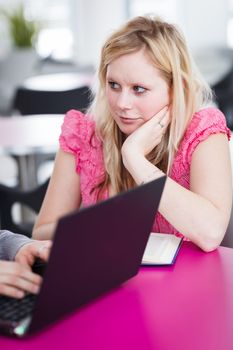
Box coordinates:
[59,107,231,238]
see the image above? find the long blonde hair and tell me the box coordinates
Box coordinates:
[88,15,212,198]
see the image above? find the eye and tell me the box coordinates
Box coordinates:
[108,81,120,90]
[133,86,147,94]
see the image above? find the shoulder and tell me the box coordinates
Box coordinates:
[59,109,97,154]
[180,107,231,164]
[61,109,95,139]
[188,107,230,136]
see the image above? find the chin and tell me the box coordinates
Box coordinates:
[115,121,140,135]
[119,125,138,136]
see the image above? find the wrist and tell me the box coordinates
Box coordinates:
[140,168,164,185]
[121,144,143,170]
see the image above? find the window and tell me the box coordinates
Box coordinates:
[127,0,178,22]
[227,0,233,48]
[25,0,74,60]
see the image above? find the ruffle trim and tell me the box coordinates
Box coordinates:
[179,108,231,165]
[59,109,100,152]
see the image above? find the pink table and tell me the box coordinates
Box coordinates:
[0,242,233,350]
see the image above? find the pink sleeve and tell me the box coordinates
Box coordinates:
[183,108,231,164]
[59,109,94,155]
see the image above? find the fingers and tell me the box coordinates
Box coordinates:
[147,105,169,125]
[156,106,169,122]
[149,107,170,134]
[158,113,170,131]
[150,105,168,120]
[0,283,25,299]
[15,250,34,267]
[36,241,52,261]
[15,240,52,267]
[157,105,169,118]
[0,261,42,299]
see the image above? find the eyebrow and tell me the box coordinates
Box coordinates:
[106,71,157,90]
[106,76,148,87]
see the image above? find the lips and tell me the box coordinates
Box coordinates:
[121,117,137,120]
[119,116,141,125]
[119,115,141,120]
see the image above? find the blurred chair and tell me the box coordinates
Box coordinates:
[12,85,91,186]
[212,64,233,130]
[12,85,91,115]
[0,178,49,237]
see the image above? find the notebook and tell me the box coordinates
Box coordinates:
[142,232,183,265]
[0,176,166,338]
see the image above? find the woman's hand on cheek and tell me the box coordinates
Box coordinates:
[121,106,170,159]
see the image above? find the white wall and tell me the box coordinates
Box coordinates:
[0,0,231,68]
[71,0,127,68]
[70,0,231,68]
[177,0,230,50]
[175,0,232,85]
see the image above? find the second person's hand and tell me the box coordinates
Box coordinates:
[0,260,42,299]
[15,240,52,267]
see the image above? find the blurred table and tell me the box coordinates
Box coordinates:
[0,115,64,189]
[23,72,94,91]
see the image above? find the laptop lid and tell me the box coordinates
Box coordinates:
[5,176,166,337]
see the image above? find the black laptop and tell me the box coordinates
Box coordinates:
[0,176,166,337]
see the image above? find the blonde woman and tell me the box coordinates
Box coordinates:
[33,16,232,251]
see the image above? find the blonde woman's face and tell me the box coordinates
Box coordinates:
[105,49,170,135]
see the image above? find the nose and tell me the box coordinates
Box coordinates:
[116,90,132,110]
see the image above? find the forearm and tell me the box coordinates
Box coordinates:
[158,177,229,251]
[122,152,230,252]
[122,151,165,184]
[32,222,57,241]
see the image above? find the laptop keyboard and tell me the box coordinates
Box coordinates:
[0,261,46,325]
[0,294,37,323]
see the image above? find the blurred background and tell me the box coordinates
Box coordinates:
[0,0,233,114]
[1,0,233,238]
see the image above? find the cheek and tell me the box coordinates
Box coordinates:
[137,98,164,121]
[141,90,170,121]
[106,88,116,109]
